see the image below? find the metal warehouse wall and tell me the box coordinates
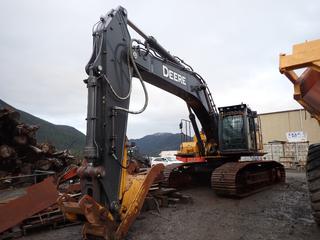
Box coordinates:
[259,109,320,144]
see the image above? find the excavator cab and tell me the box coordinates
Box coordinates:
[219,104,262,154]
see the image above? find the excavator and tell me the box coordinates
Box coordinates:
[58,6,285,239]
[279,39,320,225]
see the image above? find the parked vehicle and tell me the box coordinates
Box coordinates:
[151,157,182,166]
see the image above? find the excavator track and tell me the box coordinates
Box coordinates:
[161,161,225,188]
[211,161,285,197]
[161,163,193,188]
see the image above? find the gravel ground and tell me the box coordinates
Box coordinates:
[22,170,320,240]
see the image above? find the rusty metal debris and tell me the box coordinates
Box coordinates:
[0,172,82,238]
[0,177,59,234]
[144,184,193,210]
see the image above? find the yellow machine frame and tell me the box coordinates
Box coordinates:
[279,39,320,122]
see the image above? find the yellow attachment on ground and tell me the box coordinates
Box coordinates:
[116,163,164,239]
[58,163,164,240]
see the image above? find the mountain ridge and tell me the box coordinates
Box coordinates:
[0,99,187,157]
[0,99,86,156]
[130,132,186,156]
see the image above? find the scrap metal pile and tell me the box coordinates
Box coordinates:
[0,107,80,238]
[0,108,75,188]
[0,108,190,239]
[0,176,78,239]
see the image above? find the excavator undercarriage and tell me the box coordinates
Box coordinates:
[160,160,285,198]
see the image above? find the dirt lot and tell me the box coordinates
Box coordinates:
[22,170,320,240]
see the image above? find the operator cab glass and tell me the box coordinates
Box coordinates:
[221,114,246,150]
[218,104,258,153]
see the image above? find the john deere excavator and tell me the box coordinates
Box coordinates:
[58,6,285,239]
[280,39,320,225]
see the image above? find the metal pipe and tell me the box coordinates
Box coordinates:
[127,19,148,40]
[127,18,181,65]
[0,172,55,181]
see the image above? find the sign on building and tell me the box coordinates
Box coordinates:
[286,131,307,142]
